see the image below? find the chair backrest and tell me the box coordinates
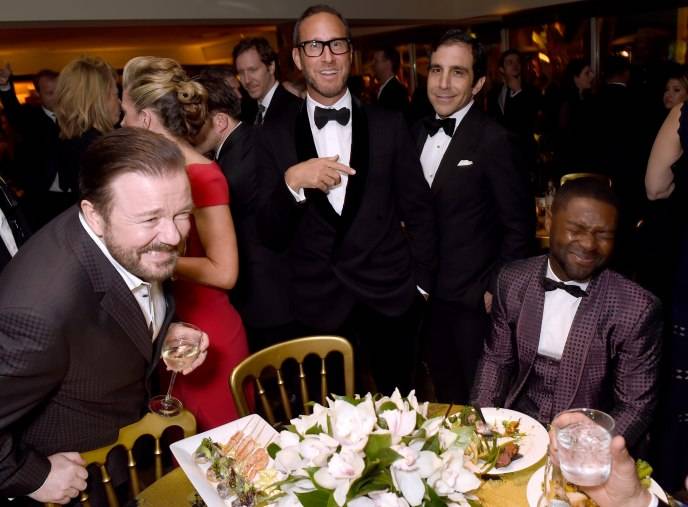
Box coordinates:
[46,409,196,507]
[230,336,355,425]
[560,172,612,187]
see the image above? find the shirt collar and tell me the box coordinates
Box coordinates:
[436,100,473,135]
[79,211,152,292]
[546,258,589,290]
[43,107,56,122]
[306,89,352,125]
[215,121,243,160]
[260,81,280,109]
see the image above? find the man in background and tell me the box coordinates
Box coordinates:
[372,47,409,117]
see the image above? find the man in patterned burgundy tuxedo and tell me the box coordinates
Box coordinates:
[471,178,661,447]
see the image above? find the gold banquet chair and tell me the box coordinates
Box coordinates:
[230,336,355,425]
[560,172,612,187]
[46,409,196,507]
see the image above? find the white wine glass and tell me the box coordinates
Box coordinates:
[149,322,203,417]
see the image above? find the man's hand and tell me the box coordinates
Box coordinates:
[0,63,11,87]
[483,291,493,314]
[181,326,209,375]
[285,155,356,193]
[29,452,88,504]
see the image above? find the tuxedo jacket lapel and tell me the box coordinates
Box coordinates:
[146,284,175,380]
[337,99,369,244]
[68,213,153,363]
[431,106,482,194]
[553,272,606,414]
[506,256,548,406]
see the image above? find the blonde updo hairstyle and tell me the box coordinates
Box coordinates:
[54,56,118,139]
[123,56,207,143]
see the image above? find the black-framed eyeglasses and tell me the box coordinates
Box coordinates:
[297,38,352,57]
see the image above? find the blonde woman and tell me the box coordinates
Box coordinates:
[53,56,120,205]
[121,56,247,430]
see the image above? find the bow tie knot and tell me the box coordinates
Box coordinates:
[314,106,350,129]
[424,117,456,137]
[542,277,588,298]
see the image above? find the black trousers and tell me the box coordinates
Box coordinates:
[425,298,490,404]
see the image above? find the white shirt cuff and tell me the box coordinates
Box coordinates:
[287,183,306,202]
[647,493,659,507]
[0,83,11,92]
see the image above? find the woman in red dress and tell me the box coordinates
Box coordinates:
[121,56,248,430]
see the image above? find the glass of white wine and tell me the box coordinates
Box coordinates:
[149,322,203,417]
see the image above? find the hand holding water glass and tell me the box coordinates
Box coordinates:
[553,408,615,487]
[149,322,206,417]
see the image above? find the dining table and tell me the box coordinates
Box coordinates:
[136,403,546,507]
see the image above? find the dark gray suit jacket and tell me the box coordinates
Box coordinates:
[0,206,174,497]
[471,255,662,446]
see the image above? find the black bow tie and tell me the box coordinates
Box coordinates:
[314,106,350,129]
[542,277,588,298]
[424,117,456,137]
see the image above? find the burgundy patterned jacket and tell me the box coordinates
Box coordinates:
[471,255,661,446]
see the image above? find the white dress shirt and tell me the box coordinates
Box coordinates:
[0,208,18,257]
[260,81,279,111]
[288,90,353,215]
[79,213,166,340]
[419,100,474,186]
[537,259,589,360]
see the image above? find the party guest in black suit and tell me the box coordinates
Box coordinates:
[195,69,296,351]
[0,129,208,503]
[414,30,532,403]
[255,5,437,395]
[0,176,30,272]
[233,37,301,126]
[0,65,60,228]
[372,47,410,118]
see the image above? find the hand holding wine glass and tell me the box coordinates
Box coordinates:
[149,322,208,416]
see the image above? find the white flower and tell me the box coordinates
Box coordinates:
[278,430,300,448]
[314,449,365,506]
[428,448,481,495]
[405,391,428,418]
[369,491,410,507]
[330,398,377,450]
[348,497,376,507]
[438,427,458,450]
[275,447,305,475]
[421,416,443,438]
[274,479,317,507]
[391,447,442,506]
[291,403,329,436]
[381,409,416,444]
[299,434,339,467]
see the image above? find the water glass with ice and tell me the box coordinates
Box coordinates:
[554,408,615,487]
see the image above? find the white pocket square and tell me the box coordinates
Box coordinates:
[457,159,474,167]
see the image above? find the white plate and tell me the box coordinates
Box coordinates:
[170,414,278,507]
[478,407,549,474]
[526,465,668,506]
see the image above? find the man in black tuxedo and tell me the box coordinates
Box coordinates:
[0,176,31,272]
[233,37,302,126]
[195,69,296,351]
[0,65,61,228]
[255,5,437,395]
[372,47,410,118]
[0,128,208,503]
[415,30,533,403]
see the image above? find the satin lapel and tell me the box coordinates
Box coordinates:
[506,256,549,406]
[415,120,429,154]
[553,271,607,415]
[337,99,369,243]
[294,102,339,225]
[430,105,482,194]
[68,210,152,362]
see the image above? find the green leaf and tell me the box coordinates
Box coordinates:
[306,424,325,435]
[378,401,398,413]
[295,489,332,507]
[466,499,483,507]
[374,447,402,468]
[415,412,426,428]
[364,433,393,461]
[349,469,394,499]
[425,484,447,507]
[422,434,441,454]
[266,442,281,459]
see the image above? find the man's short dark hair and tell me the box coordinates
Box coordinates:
[551,177,620,217]
[433,29,486,84]
[80,127,186,216]
[377,47,401,74]
[196,68,242,120]
[232,37,278,70]
[32,69,58,92]
[499,49,521,69]
[293,4,352,47]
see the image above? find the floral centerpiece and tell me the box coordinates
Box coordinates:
[262,389,483,507]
